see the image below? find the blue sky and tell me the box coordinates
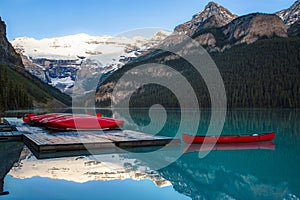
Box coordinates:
[0,0,296,40]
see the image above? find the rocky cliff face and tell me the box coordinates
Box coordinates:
[0,17,24,71]
[276,0,300,27]
[175,2,237,36]
[192,13,287,52]
[222,14,287,44]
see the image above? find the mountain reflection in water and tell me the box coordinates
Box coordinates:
[9,152,171,187]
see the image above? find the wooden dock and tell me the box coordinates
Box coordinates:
[0,131,24,141]
[1,118,180,159]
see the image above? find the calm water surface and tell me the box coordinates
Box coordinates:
[0,110,299,200]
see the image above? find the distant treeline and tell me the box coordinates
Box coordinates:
[0,65,32,111]
[96,36,300,109]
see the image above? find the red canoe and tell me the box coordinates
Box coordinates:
[38,114,80,125]
[22,113,37,123]
[182,132,275,144]
[37,114,98,125]
[23,113,62,124]
[45,116,124,131]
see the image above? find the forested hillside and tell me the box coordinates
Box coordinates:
[212,37,300,108]
[0,65,32,110]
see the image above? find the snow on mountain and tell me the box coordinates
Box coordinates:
[11,31,170,94]
[13,33,157,60]
[276,0,300,27]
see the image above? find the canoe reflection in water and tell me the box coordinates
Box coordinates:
[184,141,275,153]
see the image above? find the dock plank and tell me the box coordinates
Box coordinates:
[0,124,17,132]
[0,131,25,141]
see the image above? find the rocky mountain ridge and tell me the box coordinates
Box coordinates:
[172,1,296,52]
[276,0,300,27]
[174,0,300,36]
[192,13,287,52]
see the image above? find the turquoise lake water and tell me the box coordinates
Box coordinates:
[0,109,299,200]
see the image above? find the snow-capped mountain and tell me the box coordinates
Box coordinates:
[276,0,300,27]
[12,31,170,94]
[174,1,237,36]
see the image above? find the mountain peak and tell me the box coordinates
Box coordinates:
[205,1,222,10]
[205,1,220,8]
[193,1,237,21]
[175,2,237,36]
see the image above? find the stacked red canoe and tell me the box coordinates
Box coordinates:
[23,113,124,131]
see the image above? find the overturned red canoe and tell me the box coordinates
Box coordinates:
[38,114,99,125]
[22,113,37,123]
[182,132,275,144]
[23,113,62,124]
[45,116,124,131]
[38,114,79,125]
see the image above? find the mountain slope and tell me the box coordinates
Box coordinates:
[276,0,300,27]
[0,17,71,109]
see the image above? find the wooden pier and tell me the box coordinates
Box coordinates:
[0,118,180,159]
[0,131,24,142]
